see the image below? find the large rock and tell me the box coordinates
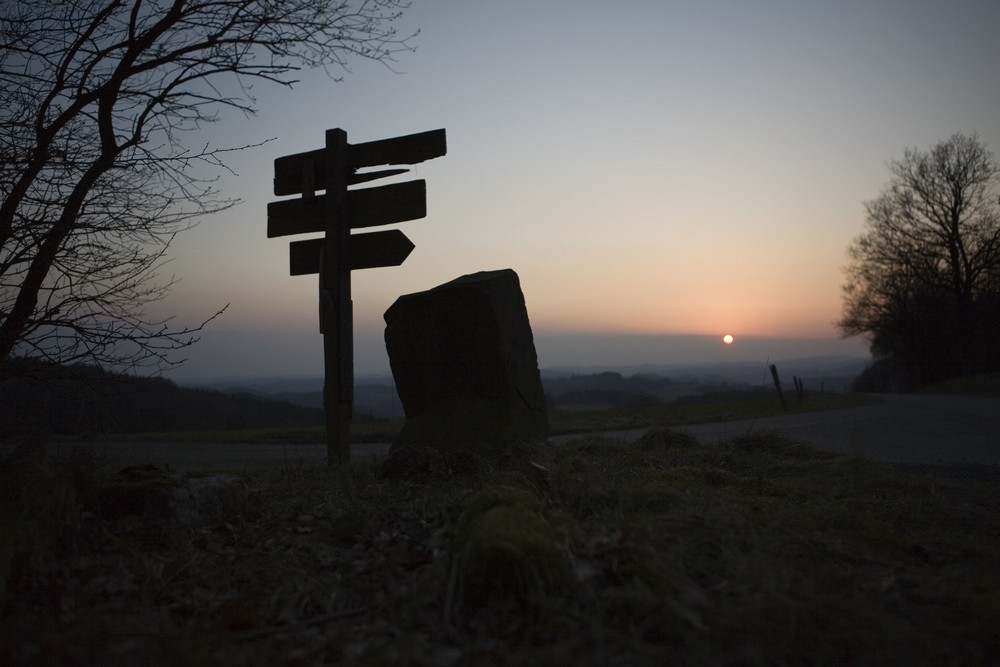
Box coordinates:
[384,269,547,454]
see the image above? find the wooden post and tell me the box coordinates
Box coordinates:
[322,128,351,465]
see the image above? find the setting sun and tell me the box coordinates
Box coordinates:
[723,334,734,345]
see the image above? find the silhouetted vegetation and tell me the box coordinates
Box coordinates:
[0,359,322,441]
[839,134,1000,391]
[0,1,415,371]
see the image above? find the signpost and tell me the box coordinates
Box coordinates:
[268,128,446,464]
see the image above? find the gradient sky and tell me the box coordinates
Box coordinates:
[153,1,1000,379]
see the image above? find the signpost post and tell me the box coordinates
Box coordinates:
[268,128,446,464]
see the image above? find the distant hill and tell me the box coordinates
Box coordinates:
[543,371,697,408]
[188,376,402,421]
[542,356,868,393]
[0,359,324,441]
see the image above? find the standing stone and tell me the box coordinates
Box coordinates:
[384,269,547,454]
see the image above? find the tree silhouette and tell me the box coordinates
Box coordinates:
[0,0,414,373]
[838,133,1000,389]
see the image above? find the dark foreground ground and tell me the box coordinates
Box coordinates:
[2,427,998,665]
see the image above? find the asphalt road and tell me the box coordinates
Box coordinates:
[675,393,1000,467]
[34,394,1000,474]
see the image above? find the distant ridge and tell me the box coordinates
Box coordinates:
[0,359,324,439]
[542,355,869,387]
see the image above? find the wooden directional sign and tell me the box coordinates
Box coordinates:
[267,180,427,238]
[273,129,446,196]
[350,128,448,169]
[288,230,415,275]
[267,127,446,466]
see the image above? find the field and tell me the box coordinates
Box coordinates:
[3,410,998,664]
[546,391,870,435]
[89,392,870,446]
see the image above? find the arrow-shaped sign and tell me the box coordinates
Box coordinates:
[288,230,415,276]
[273,129,446,196]
[267,180,427,238]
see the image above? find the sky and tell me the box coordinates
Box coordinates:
[153,0,1000,380]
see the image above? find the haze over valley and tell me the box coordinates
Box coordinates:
[191,354,870,423]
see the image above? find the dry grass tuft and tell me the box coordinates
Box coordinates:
[447,485,573,632]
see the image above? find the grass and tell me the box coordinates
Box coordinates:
[68,391,871,446]
[68,421,401,445]
[547,391,871,435]
[2,427,998,665]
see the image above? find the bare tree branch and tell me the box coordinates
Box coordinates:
[1,0,416,373]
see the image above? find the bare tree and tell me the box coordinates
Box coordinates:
[838,133,1000,388]
[0,0,414,373]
